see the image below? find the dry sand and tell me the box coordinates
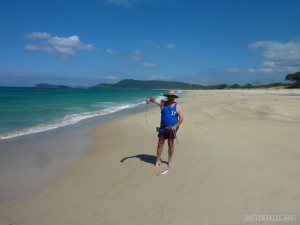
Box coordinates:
[1,89,299,225]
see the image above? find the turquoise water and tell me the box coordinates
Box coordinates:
[0,87,166,139]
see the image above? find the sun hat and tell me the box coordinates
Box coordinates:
[163,89,178,98]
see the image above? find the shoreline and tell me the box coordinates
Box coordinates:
[1,89,299,225]
[0,102,155,206]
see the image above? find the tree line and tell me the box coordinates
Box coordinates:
[285,71,300,87]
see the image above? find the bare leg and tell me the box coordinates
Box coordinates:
[168,138,175,167]
[155,138,165,166]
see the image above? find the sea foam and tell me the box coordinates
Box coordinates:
[0,102,143,140]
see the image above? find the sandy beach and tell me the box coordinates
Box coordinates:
[1,89,299,225]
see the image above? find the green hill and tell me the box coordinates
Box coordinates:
[34,83,70,89]
[34,79,294,90]
[91,79,205,89]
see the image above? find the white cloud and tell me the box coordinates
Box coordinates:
[25,44,55,54]
[106,0,131,7]
[132,50,142,60]
[25,32,95,57]
[145,40,178,50]
[141,62,156,68]
[262,61,276,67]
[248,68,255,73]
[228,67,274,74]
[26,32,51,39]
[49,36,80,47]
[258,68,273,73]
[144,40,160,48]
[53,46,76,56]
[248,40,300,73]
[166,43,177,50]
[25,44,41,51]
[105,0,154,8]
[106,48,122,56]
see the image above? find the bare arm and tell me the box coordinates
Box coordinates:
[146,97,164,108]
[172,104,183,131]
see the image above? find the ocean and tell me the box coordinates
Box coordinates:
[0,87,166,140]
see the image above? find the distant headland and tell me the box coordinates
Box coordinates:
[34,83,71,89]
[33,77,299,90]
[33,71,300,90]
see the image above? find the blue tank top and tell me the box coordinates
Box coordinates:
[160,102,178,127]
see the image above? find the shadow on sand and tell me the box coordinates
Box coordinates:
[120,154,168,165]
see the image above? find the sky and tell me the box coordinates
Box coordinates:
[0,0,300,87]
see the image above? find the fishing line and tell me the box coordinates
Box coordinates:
[145,100,150,127]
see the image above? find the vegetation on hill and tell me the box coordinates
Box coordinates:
[90,79,206,89]
[90,79,295,90]
[285,71,300,88]
[34,83,70,89]
[34,71,300,90]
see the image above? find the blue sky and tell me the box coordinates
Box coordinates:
[1,0,300,87]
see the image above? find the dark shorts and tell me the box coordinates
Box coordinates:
[158,131,176,139]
